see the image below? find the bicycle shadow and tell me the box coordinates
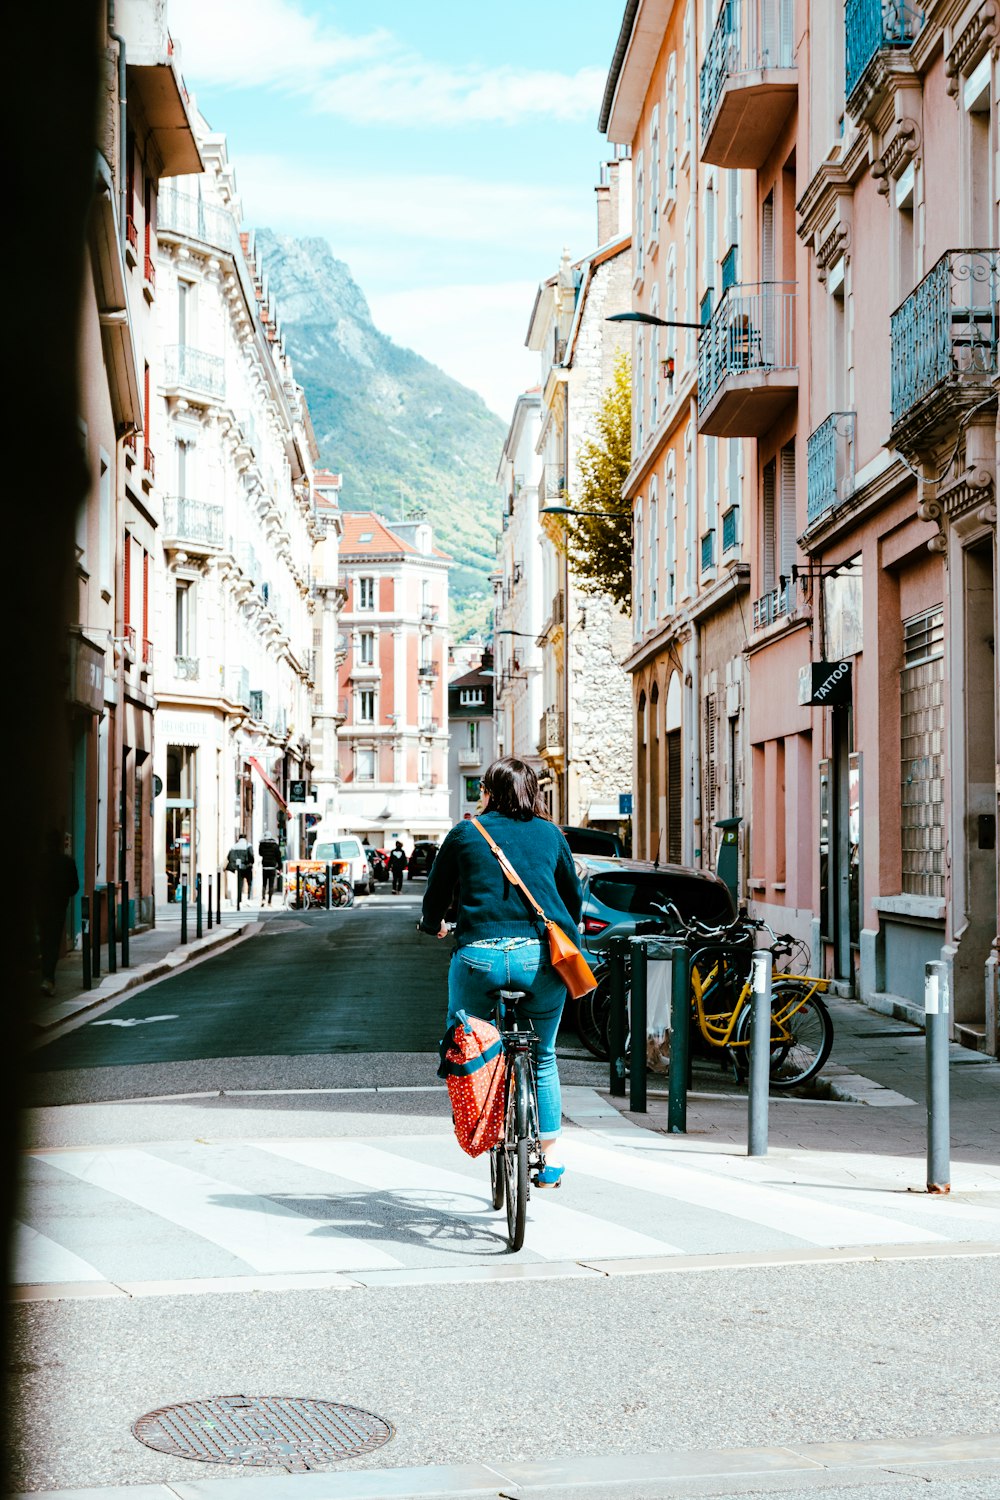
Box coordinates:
[208,1189,511,1256]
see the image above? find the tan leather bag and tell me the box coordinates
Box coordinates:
[471,819,597,1000]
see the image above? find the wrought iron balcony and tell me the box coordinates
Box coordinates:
[542,464,568,504]
[418,662,439,678]
[701,529,717,573]
[890,249,999,450]
[845,0,922,108]
[752,582,792,631]
[807,412,856,527]
[700,0,797,168]
[225,665,250,708]
[538,706,565,756]
[698,282,798,437]
[163,344,225,401]
[722,506,740,553]
[157,189,235,253]
[249,689,270,723]
[232,539,260,581]
[174,655,200,681]
[163,495,224,552]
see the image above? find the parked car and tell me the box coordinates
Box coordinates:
[407,841,439,879]
[560,825,624,858]
[311,835,373,895]
[575,856,736,961]
[366,847,390,883]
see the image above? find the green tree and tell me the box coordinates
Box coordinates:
[563,349,633,608]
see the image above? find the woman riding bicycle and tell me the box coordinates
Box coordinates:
[419,756,582,1188]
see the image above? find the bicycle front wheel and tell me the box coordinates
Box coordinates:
[489,1146,504,1210]
[331,879,354,908]
[504,1054,529,1251]
[576,974,611,1059]
[735,986,833,1090]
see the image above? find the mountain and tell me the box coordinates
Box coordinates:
[253,230,505,638]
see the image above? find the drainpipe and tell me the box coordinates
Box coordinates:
[108,0,127,251]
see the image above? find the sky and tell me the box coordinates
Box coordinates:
[167,0,623,420]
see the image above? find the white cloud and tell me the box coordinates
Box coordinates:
[368,283,541,418]
[169,0,604,126]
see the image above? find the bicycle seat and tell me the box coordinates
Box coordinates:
[488,986,531,1003]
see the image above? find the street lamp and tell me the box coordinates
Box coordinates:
[606,311,705,332]
[540,504,633,525]
[493,628,540,638]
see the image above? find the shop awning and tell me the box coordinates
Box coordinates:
[248,755,288,812]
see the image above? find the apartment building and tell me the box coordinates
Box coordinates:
[448,655,495,824]
[601,0,998,1051]
[494,391,545,769]
[152,119,321,901]
[602,0,752,877]
[69,0,201,944]
[336,514,451,845]
[524,161,634,833]
[309,469,346,836]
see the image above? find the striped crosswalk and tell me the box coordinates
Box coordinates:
[16,1096,1000,1297]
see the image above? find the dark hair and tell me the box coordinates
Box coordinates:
[481,756,549,821]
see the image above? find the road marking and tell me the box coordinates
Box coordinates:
[90,1014,179,1028]
[558,1134,946,1246]
[258,1139,684,1262]
[12,1221,107,1286]
[39,1148,403,1275]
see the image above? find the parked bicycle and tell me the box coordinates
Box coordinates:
[488,984,547,1252]
[283,865,354,910]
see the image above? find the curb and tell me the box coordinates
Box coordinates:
[34,919,259,1031]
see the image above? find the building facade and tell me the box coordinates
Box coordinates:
[336,514,451,846]
[494,391,545,770]
[524,160,635,836]
[153,120,321,902]
[448,655,495,824]
[69,0,201,944]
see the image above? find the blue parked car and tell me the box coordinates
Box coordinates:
[575,856,736,962]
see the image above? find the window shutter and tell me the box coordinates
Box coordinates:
[705,693,717,821]
[142,549,150,644]
[143,363,151,445]
[779,443,796,579]
[666,729,683,863]
[123,532,132,627]
[762,460,776,591]
[761,194,774,282]
[144,178,152,257]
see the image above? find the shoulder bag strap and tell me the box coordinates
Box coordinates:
[471,818,550,925]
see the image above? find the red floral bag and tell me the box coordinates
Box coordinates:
[437,1013,506,1157]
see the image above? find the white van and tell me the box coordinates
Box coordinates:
[310,834,372,895]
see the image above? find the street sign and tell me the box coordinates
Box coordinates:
[619,793,633,815]
[809,660,853,707]
[289,780,307,802]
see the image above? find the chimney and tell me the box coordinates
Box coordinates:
[595,157,631,244]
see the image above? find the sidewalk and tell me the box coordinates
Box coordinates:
[34,900,261,1031]
[586,991,1000,1181]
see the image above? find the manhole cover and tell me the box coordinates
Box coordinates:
[132,1395,394,1470]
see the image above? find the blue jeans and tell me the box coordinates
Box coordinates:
[447,938,566,1139]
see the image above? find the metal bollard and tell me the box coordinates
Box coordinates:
[196,873,203,939]
[91,889,102,981]
[325,863,332,910]
[925,960,951,1193]
[81,895,91,991]
[236,868,241,911]
[107,881,117,975]
[216,870,222,923]
[608,937,628,1097]
[748,949,772,1157]
[180,882,188,944]
[667,941,691,1133]
[120,879,129,967]
[207,873,213,930]
[629,939,648,1113]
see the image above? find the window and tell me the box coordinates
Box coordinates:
[420,748,431,785]
[419,691,432,727]
[648,479,658,621]
[900,609,945,897]
[359,689,375,723]
[761,444,796,594]
[683,2,694,156]
[963,53,992,245]
[650,287,660,429]
[684,427,695,597]
[467,720,479,751]
[634,497,644,637]
[175,579,194,656]
[356,747,376,781]
[684,205,696,360]
[665,59,677,200]
[828,255,848,409]
[893,165,915,306]
[459,688,484,706]
[464,776,480,803]
[665,455,677,609]
[649,107,660,238]
[704,692,718,824]
[178,279,192,344]
[358,576,375,610]
[177,436,193,497]
[635,149,645,277]
[635,329,645,449]
[98,452,112,595]
[359,631,374,665]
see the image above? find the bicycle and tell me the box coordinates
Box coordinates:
[487,985,546,1252]
[283,868,354,910]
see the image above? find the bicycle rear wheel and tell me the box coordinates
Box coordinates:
[330,879,354,908]
[735,986,833,1089]
[504,1054,529,1251]
[576,974,611,1059]
[489,1145,504,1210]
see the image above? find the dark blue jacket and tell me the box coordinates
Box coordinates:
[420,812,582,947]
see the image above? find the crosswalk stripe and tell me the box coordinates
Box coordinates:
[257,1139,685,1262]
[558,1135,945,1247]
[12,1221,106,1286]
[40,1149,403,1275]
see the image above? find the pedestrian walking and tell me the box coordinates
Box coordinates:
[226,832,254,906]
[388,840,407,894]
[258,829,282,906]
[419,756,582,1188]
[38,829,80,996]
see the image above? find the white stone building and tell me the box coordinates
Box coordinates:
[494,391,544,770]
[524,159,634,836]
[152,119,322,903]
[447,654,495,824]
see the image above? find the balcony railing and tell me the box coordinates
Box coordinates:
[807,411,856,526]
[701,529,717,572]
[163,495,224,549]
[125,215,139,256]
[143,445,155,480]
[845,0,923,103]
[163,344,225,401]
[552,590,566,626]
[890,250,1000,437]
[722,506,739,552]
[752,582,792,630]
[225,665,250,708]
[418,662,439,678]
[232,539,260,581]
[699,282,797,404]
[230,409,259,458]
[458,747,482,768]
[174,655,200,681]
[700,0,796,167]
[538,706,565,755]
[249,689,271,724]
[157,189,235,252]
[143,254,156,290]
[142,638,154,668]
[542,464,568,504]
